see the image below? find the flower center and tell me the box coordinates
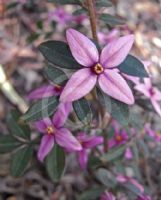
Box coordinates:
[46,126,54,135]
[92,63,104,75]
[115,134,123,143]
[54,85,62,93]
[149,88,155,96]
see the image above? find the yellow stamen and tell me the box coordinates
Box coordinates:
[115,135,123,142]
[46,126,54,135]
[93,63,104,75]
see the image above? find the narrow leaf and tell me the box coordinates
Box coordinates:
[43,64,68,85]
[0,135,21,153]
[100,14,124,26]
[46,145,65,182]
[73,98,92,121]
[39,41,82,69]
[119,55,149,77]
[22,96,59,122]
[11,145,33,177]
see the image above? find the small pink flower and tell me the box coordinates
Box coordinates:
[67,132,103,169]
[108,130,128,148]
[116,175,144,194]
[28,84,63,100]
[98,29,120,45]
[60,28,135,105]
[100,191,116,200]
[145,124,161,142]
[36,103,82,161]
[48,8,73,25]
[124,147,133,160]
[135,78,161,117]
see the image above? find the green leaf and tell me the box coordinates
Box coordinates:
[43,64,68,85]
[100,14,124,26]
[27,32,40,43]
[0,135,21,153]
[39,41,82,69]
[6,2,18,10]
[96,0,113,8]
[78,186,105,200]
[118,55,149,77]
[36,20,43,30]
[11,145,33,177]
[48,0,82,5]
[102,145,126,162]
[73,8,87,16]
[97,89,129,126]
[73,98,92,121]
[7,110,30,139]
[22,96,59,122]
[46,145,65,182]
[124,183,142,196]
[95,168,117,188]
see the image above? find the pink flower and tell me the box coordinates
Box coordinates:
[36,103,82,161]
[28,84,63,100]
[98,29,120,45]
[116,175,144,194]
[124,147,133,160]
[108,130,128,148]
[135,78,161,117]
[145,124,161,142]
[100,191,116,200]
[60,28,135,105]
[70,132,103,169]
[48,8,73,25]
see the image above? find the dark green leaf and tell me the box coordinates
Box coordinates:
[0,135,21,153]
[27,32,40,43]
[46,145,65,182]
[119,55,149,77]
[95,168,117,188]
[36,20,43,30]
[78,187,105,200]
[73,98,92,121]
[11,145,33,177]
[43,64,68,85]
[7,110,30,139]
[6,2,18,10]
[124,183,142,196]
[39,41,82,69]
[96,0,113,8]
[48,0,82,5]
[22,96,59,122]
[101,146,126,162]
[73,8,87,16]
[97,89,129,126]
[100,14,124,26]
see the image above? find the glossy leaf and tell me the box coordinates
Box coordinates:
[97,89,129,126]
[100,14,124,27]
[11,145,33,177]
[7,110,30,139]
[39,41,82,69]
[43,64,68,85]
[73,98,92,121]
[48,0,82,5]
[22,96,59,122]
[78,187,105,200]
[119,55,149,77]
[0,135,21,153]
[96,0,113,8]
[46,145,65,182]
[95,168,117,188]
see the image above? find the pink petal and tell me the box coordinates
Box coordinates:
[82,136,103,149]
[78,149,88,169]
[151,99,161,117]
[153,89,161,101]
[130,179,144,193]
[123,73,140,85]
[52,102,72,128]
[134,84,150,97]
[124,147,133,160]
[28,85,57,100]
[35,118,53,133]
[55,128,82,151]
[100,35,134,68]
[100,191,116,200]
[60,68,97,102]
[98,69,134,105]
[144,78,152,89]
[38,135,55,162]
[66,28,99,67]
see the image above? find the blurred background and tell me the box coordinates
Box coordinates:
[0,0,161,199]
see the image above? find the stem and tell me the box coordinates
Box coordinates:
[86,0,98,42]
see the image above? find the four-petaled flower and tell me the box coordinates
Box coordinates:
[36,103,82,161]
[135,78,161,117]
[60,28,135,105]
